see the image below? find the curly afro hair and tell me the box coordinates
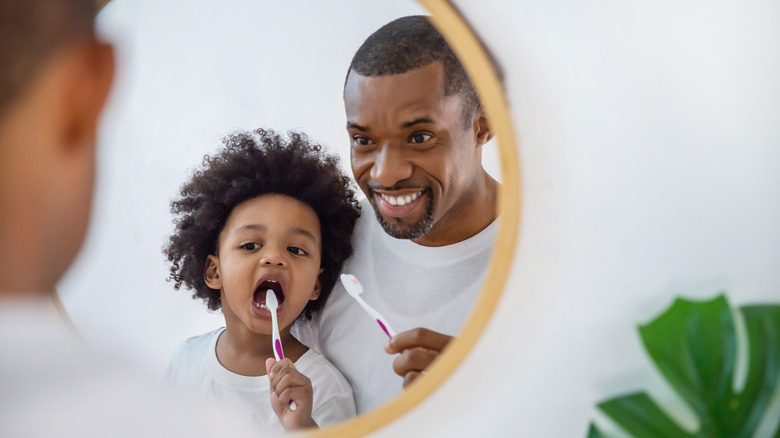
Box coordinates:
[164,128,361,320]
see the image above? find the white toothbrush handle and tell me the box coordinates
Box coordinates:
[269,311,297,411]
[354,295,396,338]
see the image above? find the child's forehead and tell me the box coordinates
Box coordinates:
[222,194,322,237]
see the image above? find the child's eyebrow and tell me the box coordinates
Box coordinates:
[235,224,265,234]
[234,224,318,244]
[290,227,318,244]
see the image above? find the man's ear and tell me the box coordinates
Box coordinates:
[472,105,493,147]
[310,268,325,301]
[204,255,222,290]
[60,40,114,151]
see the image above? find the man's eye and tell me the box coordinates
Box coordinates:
[409,133,432,144]
[288,247,308,256]
[241,243,260,250]
[353,135,374,146]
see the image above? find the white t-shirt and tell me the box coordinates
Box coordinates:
[168,327,356,432]
[294,199,497,414]
[0,296,257,438]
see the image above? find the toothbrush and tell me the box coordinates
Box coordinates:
[339,274,396,339]
[265,289,297,412]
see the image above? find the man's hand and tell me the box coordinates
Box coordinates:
[266,358,318,430]
[384,328,453,389]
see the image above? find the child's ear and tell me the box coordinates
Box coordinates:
[309,268,324,301]
[204,255,222,290]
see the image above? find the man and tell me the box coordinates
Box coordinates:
[0,1,254,435]
[296,16,499,414]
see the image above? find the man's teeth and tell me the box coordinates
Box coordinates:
[380,191,421,206]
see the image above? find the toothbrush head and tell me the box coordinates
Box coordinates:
[265,289,278,310]
[340,273,363,297]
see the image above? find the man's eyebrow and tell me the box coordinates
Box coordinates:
[346,122,368,132]
[401,117,434,128]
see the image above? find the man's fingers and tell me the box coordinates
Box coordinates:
[392,346,439,377]
[402,371,422,389]
[385,327,452,354]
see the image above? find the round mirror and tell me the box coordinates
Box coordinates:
[57,1,519,435]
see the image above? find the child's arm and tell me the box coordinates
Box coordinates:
[265,358,318,430]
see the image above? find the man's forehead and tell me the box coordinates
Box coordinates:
[344,63,460,125]
[345,63,446,101]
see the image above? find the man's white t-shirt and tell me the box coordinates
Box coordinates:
[168,327,356,432]
[294,199,497,413]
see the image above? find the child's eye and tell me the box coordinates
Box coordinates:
[287,247,308,256]
[241,243,260,250]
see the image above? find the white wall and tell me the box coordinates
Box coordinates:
[58,1,780,437]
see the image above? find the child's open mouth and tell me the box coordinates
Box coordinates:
[252,279,285,314]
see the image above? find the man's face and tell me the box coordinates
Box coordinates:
[345,62,484,246]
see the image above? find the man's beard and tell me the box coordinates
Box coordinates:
[369,192,435,240]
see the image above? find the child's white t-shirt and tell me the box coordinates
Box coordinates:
[167,327,355,432]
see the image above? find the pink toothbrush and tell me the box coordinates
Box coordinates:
[265,289,297,411]
[339,274,396,339]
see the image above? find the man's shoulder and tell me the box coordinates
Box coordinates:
[297,349,352,392]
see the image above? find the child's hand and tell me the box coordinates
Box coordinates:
[265,357,318,430]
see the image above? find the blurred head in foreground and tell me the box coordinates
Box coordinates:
[0,0,115,295]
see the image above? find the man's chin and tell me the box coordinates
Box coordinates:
[370,197,434,240]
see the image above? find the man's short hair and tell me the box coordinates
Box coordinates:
[0,0,96,114]
[347,15,480,125]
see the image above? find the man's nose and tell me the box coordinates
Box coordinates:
[370,145,413,188]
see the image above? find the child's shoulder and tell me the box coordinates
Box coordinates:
[170,327,224,365]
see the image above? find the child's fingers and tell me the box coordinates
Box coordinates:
[269,388,283,416]
[276,384,312,409]
[265,357,276,376]
[272,368,311,395]
[268,357,293,380]
[269,359,301,389]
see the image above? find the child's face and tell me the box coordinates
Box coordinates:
[205,194,323,335]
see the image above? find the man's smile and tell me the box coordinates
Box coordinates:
[371,188,429,219]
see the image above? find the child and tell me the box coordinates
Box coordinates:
[164,129,361,432]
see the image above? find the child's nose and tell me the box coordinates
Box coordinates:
[259,250,286,267]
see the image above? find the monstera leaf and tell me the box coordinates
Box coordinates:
[589,295,780,437]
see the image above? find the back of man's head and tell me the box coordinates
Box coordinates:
[347,15,480,123]
[0,0,96,114]
[0,0,113,294]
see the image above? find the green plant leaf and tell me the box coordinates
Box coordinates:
[587,423,608,438]
[592,295,780,437]
[638,295,735,435]
[733,305,780,436]
[598,392,695,438]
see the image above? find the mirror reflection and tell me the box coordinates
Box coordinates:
[57,0,501,432]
